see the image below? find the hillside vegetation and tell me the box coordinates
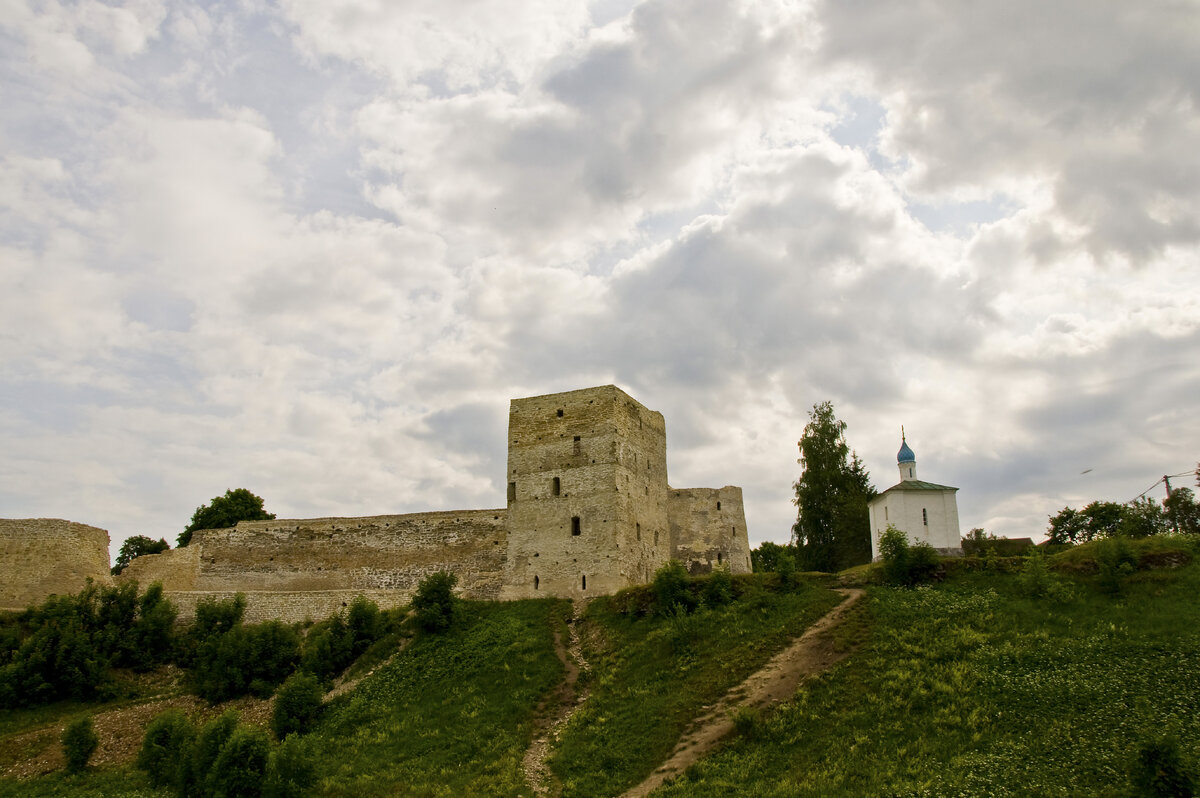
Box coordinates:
[2,537,1199,797]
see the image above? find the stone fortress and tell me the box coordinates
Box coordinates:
[2,386,751,622]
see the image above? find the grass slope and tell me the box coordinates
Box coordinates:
[654,540,1200,797]
[308,598,569,798]
[550,579,843,797]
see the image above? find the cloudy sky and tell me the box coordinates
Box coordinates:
[3,0,1198,560]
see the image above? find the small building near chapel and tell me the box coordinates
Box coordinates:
[867,432,962,559]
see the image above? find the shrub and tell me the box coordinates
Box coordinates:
[413,571,459,632]
[1095,536,1137,594]
[346,595,382,655]
[193,710,240,794]
[62,715,98,774]
[775,551,797,591]
[1018,548,1074,602]
[702,566,734,608]
[208,725,271,798]
[879,526,939,586]
[652,560,695,617]
[264,734,317,798]
[299,614,351,683]
[191,621,299,703]
[730,706,764,740]
[137,709,195,789]
[272,671,324,739]
[1130,735,1196,797]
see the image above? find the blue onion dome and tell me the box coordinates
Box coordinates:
[897,437,915,464]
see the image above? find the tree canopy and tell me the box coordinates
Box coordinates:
[178,488,275,547]
[791,401,875,572]
[111,535,169,575]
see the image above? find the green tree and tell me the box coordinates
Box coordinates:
[62,716,99,774]
[791,402,875,572]
[112,535,170,575]
[179,489,275,547]
[750,541,795,573]
[137,709,195,790]
[208,725,270,798]
[412,571,459,632]
[1164,487,1200,534]
[271,672,324,739]
[1120,497,1169,538]
[1048,501,1129,544]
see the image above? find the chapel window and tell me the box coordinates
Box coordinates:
[922,508,928,526]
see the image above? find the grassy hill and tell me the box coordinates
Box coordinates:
[3,537,1199,797]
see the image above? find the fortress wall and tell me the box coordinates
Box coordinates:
[668,487,753,575]
[167,589,415,625]
[118,544,200,591]
[0,519,113,610]
[189,510,508,598]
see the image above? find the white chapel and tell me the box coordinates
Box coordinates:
[867,432,963,559]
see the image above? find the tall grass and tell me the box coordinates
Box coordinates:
[653,544,1200,797]
[550,577,842,797]
[307,598,569,797]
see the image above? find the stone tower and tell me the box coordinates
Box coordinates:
[500,385,673,599]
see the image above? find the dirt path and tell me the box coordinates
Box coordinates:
[522,600,590,797]
[620,588,865,798]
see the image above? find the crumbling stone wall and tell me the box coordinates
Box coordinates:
[501,385,672,600]
[119,510,507,622]
[0,519,112,610]
[668,487,753,575]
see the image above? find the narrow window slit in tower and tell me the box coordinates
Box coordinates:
[508,482,516,502]
[571,516,581,536]
[534,575,539,590]
[718,552,722,564]
[573,436,581,454]
[636,523,641,541]
[581,575,586,590]
[717,501,721,510]
[552,477,560,496]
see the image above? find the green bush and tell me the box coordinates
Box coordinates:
[272,671,324,739]
[137,709,195,789]
[1130,735,1196,797]
[775,551,797,591]
[413,571,459,632]
[208,725,270,798]
[702,566,734,608]
[61,715,98,774]
[879,526,939,586]
[190,620,299,703]
[264,734,317,798]
[346,595,382,655]
[652,560,696,616]
[1096,536,1137,594]
[193,710,240,795]
[1017,548,1074,602]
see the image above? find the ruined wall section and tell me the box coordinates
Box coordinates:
[501,385,670,599]
[119,544,199,591]
[668,487,752,575]
[191,511,507,597]
[117,510,508,622]
[0,519,112,610]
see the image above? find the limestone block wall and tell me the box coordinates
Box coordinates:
[166,589,415,624]
[0,519,113,610]
[668,487,752,575]
[189,511,508,596]
[502,385,672,600]
[119,544,200,591]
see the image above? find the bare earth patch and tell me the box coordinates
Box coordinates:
[2,691,273,781]
[621,588,865,798]
[523,600,590,797]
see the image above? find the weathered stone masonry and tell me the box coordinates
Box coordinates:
[4,386,751,622]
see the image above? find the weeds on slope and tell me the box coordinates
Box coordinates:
[309,598,570,798]
[549,576,842,797]
[653,544,1200,798]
